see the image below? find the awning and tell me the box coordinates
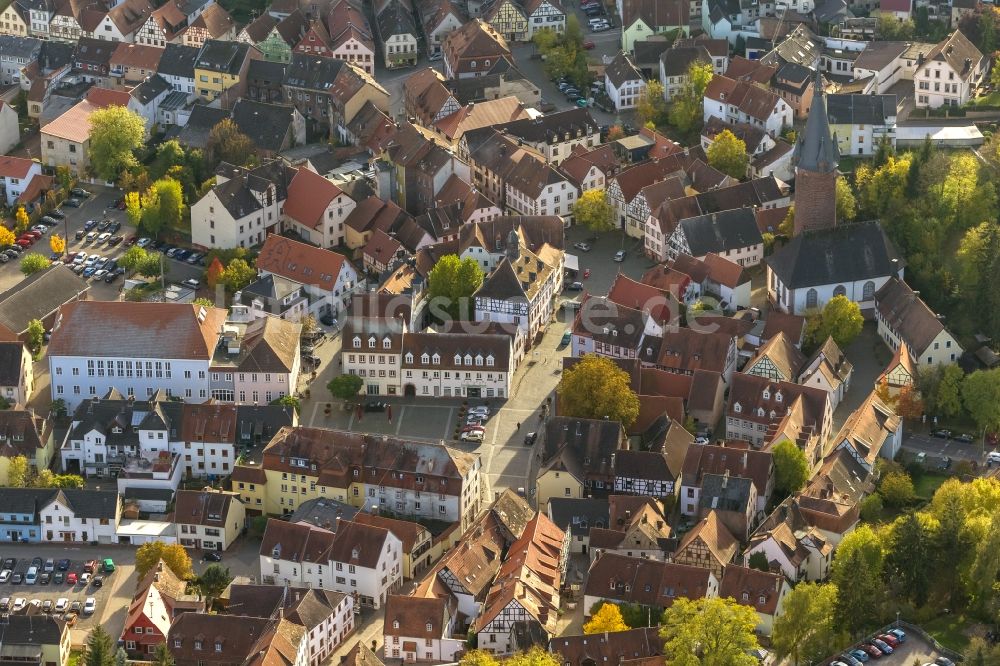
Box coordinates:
[564,254,579,271]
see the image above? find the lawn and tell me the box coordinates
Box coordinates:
[913,473,949,501]
[923,614,973,652]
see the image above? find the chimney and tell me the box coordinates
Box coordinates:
[722,469,729,489]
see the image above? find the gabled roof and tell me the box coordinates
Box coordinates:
[719,565,785,616]
[767,220,903,289]
[826,93,896,126]
[283,167,344,229]
[256,234,352,288]
[874,276,957,356]
[659,44,711,77]
[745,331,806,380]
[621,0,687,29]
[0,264,89,335]
[677,509,738,563]
[605,51,643,88]
[678,208,763,257]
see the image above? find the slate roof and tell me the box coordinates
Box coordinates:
[0,615,65,648]
[0,342,26,389]
[793,72,838,173]
[659,45,711,77]
[157,42,200,78]
[827,93,896,125]
[0,35,40,60]
[546,497,609,537]
[874,277,952,355]
[231,99,298,153]
[132,73,170,104]
[605,51,643,88]
[0,409,45,459]
[0,264,88,335]
[679,208,763,257]
[766,220,903,289]
[195,39,250,74]
[52,489,120,519]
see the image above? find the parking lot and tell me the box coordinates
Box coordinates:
[835,626,957,666]
[0,186,204,298]
[0,543,136,645]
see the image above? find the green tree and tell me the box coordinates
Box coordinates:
[831,525,885,633]
[962,368,1000,433]
[706,129,749,179]
[152,643,174,666]
[115,647,128,666]
[139,185,162,237]
[635,80,667,128]
[7,455,28,487]
[572,190,615,232]
[328,374,363,401]
[459,651,499,666]
[746,551,770,571]
[835,178,857,222]
[271,395,301,412]
[935,364,965,418]
[805,295,863,349]
[118,246,148,272]
[557,355,640,427]
[427,254,485,321]
[941,152,996,230]
[771,583,844,666]
[859,493,883,522]
[206,118,257,168]
[220,258,256,292]
[196,563,232,603]
[877,15,915,39]
[967,513,1000,613]
[885,512,933,606]
[144,178,184,232]
[19,252,49,276]
[32,469,56,488]
[583,603,629,634]
[84,625,115,666]
[135,541,193,579]
[55,166,72,193]
[855,154,911,220]
[532,28,559,52]
[771,439,809,498]
[150,140,186,181]
[53,474,84,489]
[125,191,142,227]
[659,597,760,666]
[25,319,44,353]
[929,482,974,606]
[88,105,146,182]
[880,471,915,507]
[668,61,713,135]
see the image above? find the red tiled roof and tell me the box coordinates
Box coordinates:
[256,234,351,288]
[0,156,35,179]
[283,168,344,229]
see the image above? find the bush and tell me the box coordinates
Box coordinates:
[880,471,915,507]
[860,493,884,522]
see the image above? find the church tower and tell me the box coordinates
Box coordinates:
[793,73,840,235]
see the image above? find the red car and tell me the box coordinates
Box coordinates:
[23,230,41,240]
[83,560,97,573]
[858,644,882,658]
[461,424,486,434]
[125,235,138,246]
[877,634,899,648]
[66,572,77,585]
[15,239,32,248]
[583,40,595,49]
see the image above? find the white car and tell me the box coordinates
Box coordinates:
[11,598,25,612]
[988,451,1000,464]
[54,598,69,612]
[461,429,485,442]
[0,569,11,584]
[73,252,88,264]
[97,232,111,244]
[85,231,98,243]
[83,598,96,615]
[136,237,152,248]
[80,572,91,586]
[468,406,490,417]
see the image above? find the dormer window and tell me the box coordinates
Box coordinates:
[421,353,429,364]
[351,547,359,559]
[425,622,433,632]
[762,390,770,400]
[775,391,783,402]
[432,354,440,365]
[757,408,765,417]
[353,337,361,348]
[393,620,400,629]
[759,595,766,604]
[734,403,742,413]
[383,338,392,349]
[475,355,483,366]
[405,353,413,363]
[194,641,202,651]
[368,337,376,349]
[215,643,222,652]
[464,355,472,365]
[486,355,494,367]
[742,592,749,601]
[454,354,462,365]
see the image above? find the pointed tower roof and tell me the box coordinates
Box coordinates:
[793,72,839,174]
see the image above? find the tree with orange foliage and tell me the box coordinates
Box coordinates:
[895,385,925,420]
[206,257,224,289]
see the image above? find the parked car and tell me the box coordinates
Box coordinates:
[939,456,952,470]
[320,314,337,327]
[42,600,52,613]
[363,402,387,412]
[468,406,490,417]
[83,597,96,614]
[870,638,892,654]
[10,573,22,584]
[66,572,77,585]
[54,598,69,613]
[460,424,485,434]
[573,241,591,252]
[461,429,485,442]
[931,429,952,439]
[0,569,11,583]
[954,433,974,443]
[613,250,626,262]
[84,231,97,243]
[107,235,123,247]
[97,232,111,244]
[857,644,881,658]
[79,573,91,586]
[102,558,115,573]
[70,188,91,198]
[202,552,222,562]
[840,654,863,666]
[96,219,111,232]
[48,210,64,220]
[53,572,64,584]
[877,634,899,648]
[12,598,25,612]
[136,237,152,248]
[936,658,956,666]
[63,198,82,208]
[524,431,538,446]
[24,567,37,584]
[583,40,595,48]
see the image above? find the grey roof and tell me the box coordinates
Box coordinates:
[0,264,88,335]
[699,473,753,511]
[486,107,597,144]
[546,497,609,537]
[37,40,73,70]
[679,208,764,256]
[766,220,904,289]
[157,42,200,78]
[52,489,120,519]
[659,45,711,76]
[230,99,298,153]
[827,93,896,125]
[131,73,171,104]
[289,498,361,530]
[123,487,175,502]
[73,37,116,66]
[813,0,847,23]
[235,404,295,443]
[195,39,250,75]
[241,274,302,303]
[0,488,58,519]
[172,104,230,149]
[0,342,25,388]
[284,52,346,92]
[0,615,65,648]
[0,35,41,60]
[445,68,538,104]
[375,0,417,39]
[605,51,643,88]
[633,39,672,65]
[247,58,287,83]
[793,73,839,173]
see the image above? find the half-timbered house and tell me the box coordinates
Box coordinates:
[483,0,527,41]
[524,0,565,37]
[743,331,805,383]
[672,510,738,580]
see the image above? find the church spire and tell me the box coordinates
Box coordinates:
[793,71,840,174]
